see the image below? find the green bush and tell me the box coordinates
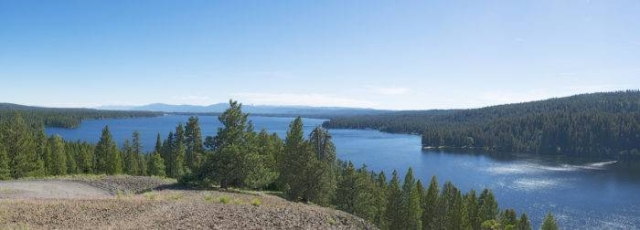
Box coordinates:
[251,198,262,207]
[219,196,231,204]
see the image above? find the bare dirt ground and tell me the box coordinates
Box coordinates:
[0,176,376,230]
[0,180,111,199]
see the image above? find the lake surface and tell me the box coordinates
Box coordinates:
[46,115,640,229]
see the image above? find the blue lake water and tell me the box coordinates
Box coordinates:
[46,115,640,229]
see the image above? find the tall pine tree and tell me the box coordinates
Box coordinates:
[94,126,122,175]
[48,135,67,176]
[385,170,403,228]
[185,116,204,171]
[281,117,311,200]
[0,140,10,180]
[422,175,440,229]
[541,213,559,230]
[401,168,422,230]
[1,113,44,178]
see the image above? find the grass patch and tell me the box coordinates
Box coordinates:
[116,189,131,199]
[143,191,159,200]
[251,198,262,207]
[203,192,215,202]
[167,192,184,200]
[218,196,231,204]
[232,198,243,205]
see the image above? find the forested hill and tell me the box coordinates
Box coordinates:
[0,103,161,129]
[323,90,640,157]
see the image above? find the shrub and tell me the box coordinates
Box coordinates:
[219,196,231,204]
[251,198,262,207]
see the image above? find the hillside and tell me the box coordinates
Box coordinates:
[0,176,375,230]
[0,103,160,129]
[323,90,640,157]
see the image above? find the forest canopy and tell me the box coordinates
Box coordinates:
[0,103,160,129]
[323,91,640,157]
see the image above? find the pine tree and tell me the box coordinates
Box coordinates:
[356,166,380,222]
[517,213,532,230]
[112,145,124,175]
[255,129,280,181]
[185,116,204,171]
[439,181,463,230]
[48,135,67,176]
[148,152,166,177]
[155,133,163,154]
[501,209,518,229]
[478,189,499,222]
[422,175,439,229]
[375,171,388,229]
[172,124,186,177]
[0,143,10,180]
[200,100,253,188]
[401,168,422,230]
[76,142,94,174]
[137,152,147,176]
[541,213,558,230]
[243,126,277,190]
[462,190,480,230]
[132,131,145,175]
[122,139,136,175]
[2,113,44,178]
[65,147,77,175]
[148,133,166,177]
[162,132,174,177]
[335,161,358,213]
[306,126,337,205]
[385,170,403,228]
[34,130,48,175]
[281,117,311,200]
[94,125,121,175]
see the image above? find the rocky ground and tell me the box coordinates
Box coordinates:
[0,176,376,230]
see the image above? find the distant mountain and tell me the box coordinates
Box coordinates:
[98,103,389,116]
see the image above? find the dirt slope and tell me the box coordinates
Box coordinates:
[0,176,377,230]
[0,180,111,199]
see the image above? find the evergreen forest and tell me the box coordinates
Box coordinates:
[323,91,640,157]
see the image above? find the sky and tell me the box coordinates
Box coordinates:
[1,0,639,110]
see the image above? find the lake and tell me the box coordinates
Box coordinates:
[46,115,640,229]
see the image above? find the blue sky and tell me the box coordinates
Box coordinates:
[1,0,638,110]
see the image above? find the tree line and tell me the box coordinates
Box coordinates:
[0,101,559,229]
[0,103,160,129]
[324,91,640,157]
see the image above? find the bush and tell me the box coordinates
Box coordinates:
[219,196,231,204]
[251,198,262,207]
